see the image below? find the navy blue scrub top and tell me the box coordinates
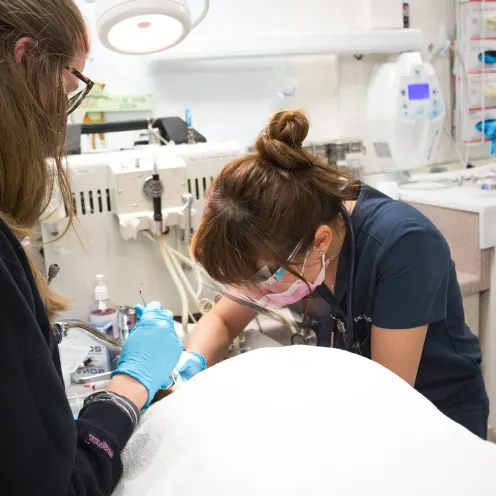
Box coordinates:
[291,185,488,414]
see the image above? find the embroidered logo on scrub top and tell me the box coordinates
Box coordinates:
[354,314,372,324]
[85,433,114,459]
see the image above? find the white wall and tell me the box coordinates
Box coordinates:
[74,0,457,162]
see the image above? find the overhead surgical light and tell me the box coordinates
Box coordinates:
[88,0,210,55]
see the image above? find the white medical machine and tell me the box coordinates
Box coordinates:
[365,52,446,174]
[40,142,240,323]
[41,54,451,329]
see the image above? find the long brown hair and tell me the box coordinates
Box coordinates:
[192,110,359,286]
[0,0,89,319]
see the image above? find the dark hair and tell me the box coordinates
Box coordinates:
[192,110,358,286]
[151,387,175,405]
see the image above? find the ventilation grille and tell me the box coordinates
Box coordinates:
[188,176,215,201]
[72,189,112,215]
[73,176,216,216]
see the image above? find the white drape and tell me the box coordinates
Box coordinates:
[115,346,496,496]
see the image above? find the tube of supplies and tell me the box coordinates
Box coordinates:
[186,108,196,145]
[403,2,410,28]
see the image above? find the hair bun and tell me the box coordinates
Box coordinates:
[266,110,309,147]
[255,110,313,171]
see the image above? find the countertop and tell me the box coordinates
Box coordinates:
[399,184,496,214]
[457,271,481,297]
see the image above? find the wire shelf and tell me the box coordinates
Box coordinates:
[455,0,496,150]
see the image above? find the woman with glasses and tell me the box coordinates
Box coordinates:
[182,110,490,440]
[0,2,183,494]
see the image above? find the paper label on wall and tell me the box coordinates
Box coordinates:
[373,142,392,158]
[80,94,153,112]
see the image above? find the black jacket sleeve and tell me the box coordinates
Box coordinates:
[0,242,135,494]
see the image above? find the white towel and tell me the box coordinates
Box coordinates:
[114,346,496,496]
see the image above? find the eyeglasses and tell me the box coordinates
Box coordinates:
[251,241,304,287]
[65,65,94,115]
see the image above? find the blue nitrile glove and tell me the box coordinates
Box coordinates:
[476,120,496,156]
[479,52,496,65]
[176,351,207,381]
[111,301,183,407]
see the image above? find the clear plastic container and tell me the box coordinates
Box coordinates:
[88,275,118,371]
[90,274,118,336]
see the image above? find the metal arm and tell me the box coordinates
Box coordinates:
[53,321,123,385]
[54,320,178,387]
[55,320,124,352]
[181,193,194,244]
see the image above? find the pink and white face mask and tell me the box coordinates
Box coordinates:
[258,253,328,307]
[235,248,328,308]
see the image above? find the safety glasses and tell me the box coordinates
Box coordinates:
[251,241,304,288]
[65,65,94,115]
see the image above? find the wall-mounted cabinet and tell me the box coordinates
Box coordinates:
[151,29,423,64]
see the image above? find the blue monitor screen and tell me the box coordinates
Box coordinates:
[407,83,430,100]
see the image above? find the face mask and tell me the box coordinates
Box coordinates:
[258,253,328,308]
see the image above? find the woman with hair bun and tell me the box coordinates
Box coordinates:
[180,110,489,440]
